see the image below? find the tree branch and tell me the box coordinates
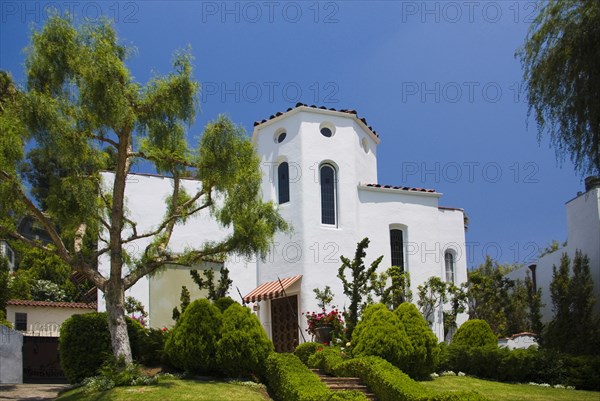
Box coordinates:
[122,188,208,244]
[88,132,119,148]
[0,170,70,261]
[128,151,197,168]
[123,239,232,290]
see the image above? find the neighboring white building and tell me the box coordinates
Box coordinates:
[508,177,600,322]
[98,104,469,350]
[0,240,15,272]
[498,332,539,350]
[6,300,97,336]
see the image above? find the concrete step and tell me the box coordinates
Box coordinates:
[311,368,377,401]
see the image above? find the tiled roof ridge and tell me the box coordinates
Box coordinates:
[364,183,437,193]
[253,102,379,137]
[7,299,97,309]
[498,332,539,341]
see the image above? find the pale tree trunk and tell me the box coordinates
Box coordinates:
[105,279,133,363]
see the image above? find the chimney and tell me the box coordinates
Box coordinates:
[584,176,600,192]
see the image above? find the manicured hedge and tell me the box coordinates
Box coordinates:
[334,356,488,401]
[307,346,345,375]
[294,342,325,365]
[264,353,368,401]
[58,312,145,383]
[446,344,600,391]
[138,327,168,366]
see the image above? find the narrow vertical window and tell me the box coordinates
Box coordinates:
[390,229,404,271]
[445,252,455,283]
[15,313,27,331]
[320,164,336,225]
[278,162,289,204]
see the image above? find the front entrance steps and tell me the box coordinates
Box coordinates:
[310,368,377,401]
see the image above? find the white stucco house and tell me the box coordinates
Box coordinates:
[6,300,97,336]
[508,177,600,322]
[98,104,469,350]
[497,332,539,350]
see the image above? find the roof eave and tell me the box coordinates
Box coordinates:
[358,184,442,198]
[252,106,381,145]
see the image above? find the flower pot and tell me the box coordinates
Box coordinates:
[315,325,333,344]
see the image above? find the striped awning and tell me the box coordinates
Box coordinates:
[243,275,302,303]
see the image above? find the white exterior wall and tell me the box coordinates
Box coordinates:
[98,107,468,341]
[253,108,467,341]
[0,240,15,272]
[6,305,93,336]
[498,334,538,350]
[508,187,600,322]
[97,172,254,328]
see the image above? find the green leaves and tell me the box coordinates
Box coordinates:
[195,115,288,259]
[338,238,384,339]
[546,251,599,355]
[517,0,600,176]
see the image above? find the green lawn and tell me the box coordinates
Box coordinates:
[55,379,272,401]
[419,375,599,401]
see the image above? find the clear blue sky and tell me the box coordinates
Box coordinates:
[0,1,583,268]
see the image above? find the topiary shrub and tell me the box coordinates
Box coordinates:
[295,342,325,366]
[447,319,498,377]
[213,296,236,312]
[164,298,222,374]
[352,303,414,374]
[59,312,145,383]
[215,302,273,378]
[395,302,440,378]
[451,320,497,348]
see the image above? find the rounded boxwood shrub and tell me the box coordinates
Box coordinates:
[59,312,145,383]
[294,342,325,365]
[164,298,222,374]
[395,302,440,378]
[448,319,498,377]
[215,302,273,378]
[213,296,236,312]
[451,319,497,348]
[352,303,414,374]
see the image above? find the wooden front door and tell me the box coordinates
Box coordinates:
[271,295,299,352]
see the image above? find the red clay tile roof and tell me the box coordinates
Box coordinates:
[7,299,97,309]
[363,183,437,193]
[253,103,379,137]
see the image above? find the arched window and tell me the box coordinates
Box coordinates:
[390,229,404,271]
[278,162,289,204]
[320,164,336,225]
[445,252,455,283]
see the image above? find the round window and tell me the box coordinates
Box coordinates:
[277,131,287,143]
[320,127,333,137]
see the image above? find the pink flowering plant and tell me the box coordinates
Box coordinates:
[304,308,344,337]
[304,286,345,340]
